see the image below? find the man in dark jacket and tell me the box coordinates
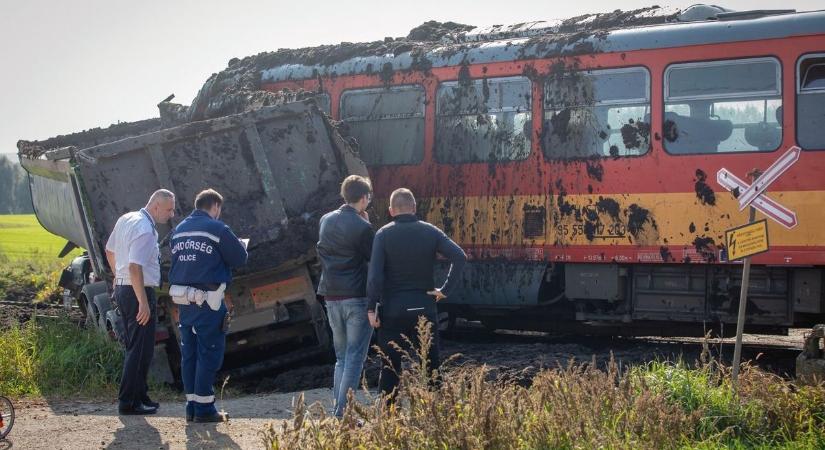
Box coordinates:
[316,175,375,417]
[367,188,466,401]
[169,189,248,423]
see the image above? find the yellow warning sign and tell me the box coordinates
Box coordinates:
[725,220,769,261]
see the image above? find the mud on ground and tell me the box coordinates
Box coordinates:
[234,324,805,396]
[0,300,84,330]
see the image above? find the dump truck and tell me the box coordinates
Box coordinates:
[18,99,367,381]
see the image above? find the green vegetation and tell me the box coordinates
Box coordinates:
[0,318,123,398]
[0,215,75,303]
[0,215,120,400]
[0,214,75,261]
[265,318,825,450]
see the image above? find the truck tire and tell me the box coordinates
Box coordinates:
[79,282,108,329]
[104,309,126,346]
[93,293,113,334]
[84,296,97,329]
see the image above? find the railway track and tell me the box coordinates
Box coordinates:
[440,322,803,377]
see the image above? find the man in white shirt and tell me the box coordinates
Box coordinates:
[105,189,176,415]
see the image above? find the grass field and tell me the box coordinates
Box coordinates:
[0,214,78,261]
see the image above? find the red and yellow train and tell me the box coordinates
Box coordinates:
[255,6,825,335]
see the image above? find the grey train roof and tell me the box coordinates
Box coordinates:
[261,9,825,84]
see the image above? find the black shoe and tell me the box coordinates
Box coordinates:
[118,404,158,415]
[193,412,229,423]
[141,397,160,409]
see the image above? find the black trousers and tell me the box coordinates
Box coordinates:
[377,313,440,401]
[116,285,157,408]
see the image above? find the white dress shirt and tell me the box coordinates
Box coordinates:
[105,208,161,287]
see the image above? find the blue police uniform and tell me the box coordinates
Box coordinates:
[169,209,247,419]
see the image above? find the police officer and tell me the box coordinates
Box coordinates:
[105,189,176,415]
[367,188,466,402]
[169,189,248,423]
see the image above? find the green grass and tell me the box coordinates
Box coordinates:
[0,214,79,261]
[0,214,81,302]
[0,317,123,398]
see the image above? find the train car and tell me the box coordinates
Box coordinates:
[248,5,825,336]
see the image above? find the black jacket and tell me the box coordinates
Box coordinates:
[316,205,375,298]
[367,214,467,318]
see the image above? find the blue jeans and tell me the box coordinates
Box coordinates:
[325,297,373,417]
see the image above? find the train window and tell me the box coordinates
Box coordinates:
[542,67,650,160]
[435,76,531,163]
[340,86,425,165]
[797,54,825,149]
[664,58,782,154]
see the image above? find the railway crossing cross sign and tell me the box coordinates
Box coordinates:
[716,146,801,229]
[715,146,801,389]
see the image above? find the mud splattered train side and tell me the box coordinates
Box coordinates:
[248,5,825,335]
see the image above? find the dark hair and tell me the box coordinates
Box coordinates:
[390,188,416,211]
[194,189,223,210]
[340,175,372,204]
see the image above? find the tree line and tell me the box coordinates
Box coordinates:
[0,155,34,214]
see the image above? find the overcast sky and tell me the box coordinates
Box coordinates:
[1,0,821,158]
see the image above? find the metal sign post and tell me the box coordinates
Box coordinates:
[716,146,802,391]
[731,205,756,387]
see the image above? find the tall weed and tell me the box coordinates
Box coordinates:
[264,317,825,450]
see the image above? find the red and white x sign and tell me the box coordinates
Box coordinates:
[716,146,801,229]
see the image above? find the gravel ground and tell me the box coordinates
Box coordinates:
[6,389,345,450]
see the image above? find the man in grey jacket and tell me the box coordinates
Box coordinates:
[316,175,375,417]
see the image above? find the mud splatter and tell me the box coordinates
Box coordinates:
[583,221,597,241]
[585,160,604,182]
[595,197,620,221]
[693,236,717,263]
[619,119,650,150]
[663,120,679,143]
[379,62,394,84]
[555,180,576,217]
[626,204,656,238]
[407,20,476,41]
[17,118,162,158]
[694,169,716,206]
[659,246,673,262]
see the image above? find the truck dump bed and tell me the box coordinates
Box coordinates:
[19,99,367,378]
[22,100,365,272]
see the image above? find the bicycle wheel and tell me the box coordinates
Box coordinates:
[0,396,14,439]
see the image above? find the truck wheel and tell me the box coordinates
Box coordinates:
[73,290,88,317]
[104,310,126,347]
[79,282,108,329]
[93,293,113,334]
[84,296,98,329]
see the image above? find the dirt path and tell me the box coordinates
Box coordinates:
[5,389,346,450]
